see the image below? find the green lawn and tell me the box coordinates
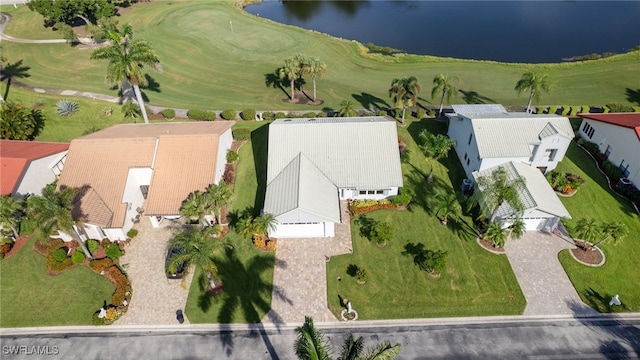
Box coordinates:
[2,0,638,112]
[0,237,115,327]
[185,121,275,323]
[326,118,526,319]
[556,142,640,313]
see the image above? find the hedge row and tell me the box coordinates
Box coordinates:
[187,109,217,121]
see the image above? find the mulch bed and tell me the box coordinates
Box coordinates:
[571,241,604,265]
[477,237,505,254]
[282,90,324,106]
[2,236,30,259]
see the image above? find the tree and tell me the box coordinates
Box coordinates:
[429,188,461,226]
[253,213,278,238]
[91,23,161,124]
[370,220,394,246]
[507,218,526,240]
[26,183,81,244]
[294,316,332,360]
[483,220,508,248]
[307,57,326,102]
[207,181,232,226]
[168,228,231,290]
[574,218,629,250]
[180,191,211,228]
[121,100,141,122]
[431,73,458,117]
[515,70,551,113]
[417,130,454,182]
[599,221,628,247]
[573,217,600,247]
[27,0,116,27]
[0,101,46,140]
[337,99,357,117]
[388,76,421,126]
[278,56,301,102]
[473,166,526,221]
[0,196,25,241]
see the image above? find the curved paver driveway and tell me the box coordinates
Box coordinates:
[504,232,597,316]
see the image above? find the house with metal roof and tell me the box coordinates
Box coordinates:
[473,161,571,232]
[577,113,640,186]
[0,140,69,197]
[447,104,574,181]
[264,117,403,238]
[58,122,234,242]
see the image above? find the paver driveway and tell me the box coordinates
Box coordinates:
[504,231,597,316]
[117,219,194,325]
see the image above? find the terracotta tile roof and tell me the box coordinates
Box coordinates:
[579,113,640,140]
[57,122,234,228]
[0,140,69,196]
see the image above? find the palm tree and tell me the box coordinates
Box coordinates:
[337,99,357,117]
[598,221,628,247]
[180,191,211,228]
[253,213,278,238]
[507,218,526,240]
[431,73,458,117]
[474,166,526,221]
[307,57,327,102]
[573,217,600,250]
[0,196,25,241]
[484,220,508,248]
[207,181,232,225]
[279,56,301,102]
[417,130,455,182]
[168,228,231,290]
[388,76,421,126]
[26,183,81,244]
[515,70,551,113]
[294,316,332,360]
[121,99,142,122]
[430,188,461,226]
[338,334,364,360]
[90,23,161,124]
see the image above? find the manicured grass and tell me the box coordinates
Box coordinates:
[0,237,115,327]
[556,142,640,313]
[2,1,638,112]
[326,118,526,319]
[184,120,274,323]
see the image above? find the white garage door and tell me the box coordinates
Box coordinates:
[270,223,334,238]
[522,218,544,232]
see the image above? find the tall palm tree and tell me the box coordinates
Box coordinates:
[180,191,211,228]
[429,188,461,226]
[294,316,332,360]
[91,23,161,124]
[573,217,600,248]
[26,183,81,244]
[388,76,421,126]
[591,221,628,249]
[474,166,525,221]
[0,195,25,241]
[307,57,326,102]
[515,70,551,113]
[279,56,301,102]
[337,99,357,117]
[418,130,454,182]
[431,73,458,117]
[207,181,232,225]
[295,53,309,93]
[168,228,230,290]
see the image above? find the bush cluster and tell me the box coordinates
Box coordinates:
[252,235,276,252]
[89,258,115,273]
[415,108,425,119]
[86,239,100,255]
[348,199,398,216]
[618,183,640,209]
[161,108,175,119]
[262,112,276,120]
[232,128,251,140]
[223,163,236,185]
[605,103,635,113]
[577,138,600,156]
[106,265,131,306]
[240,109,256,121]
[126,229,138,239]
[376,110,387,117]
[52,248,68,262]
[105,243,123,261]
[602,160,624,181]
[187,109,217,121]
[226,150,239,163]
[71,250,86,264]
[47,252,73,272]
[220,109,237,120]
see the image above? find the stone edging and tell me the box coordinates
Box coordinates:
[569,244,606,267]
[476,237,505,255]
[340,309,358,321]
[555,190,578,197]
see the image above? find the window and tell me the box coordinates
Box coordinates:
[544,149,558,161]
[467,133,473,145]
[376,190,384,195]
[464,153,468,161]
[619,160,630,178]
[140,185,149,199]
[604,145,612,159]
[359,190,367,195]
[466,158,470,165]
[582,122,595,139]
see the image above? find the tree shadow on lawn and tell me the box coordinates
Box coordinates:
[251,124,269,212]
[265,71,289,99]
[352,92,390,110]
[458,89,496,105]
[626,88,640,106]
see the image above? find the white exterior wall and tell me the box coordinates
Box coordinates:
[338,187,398,200]
[579,119,640,186]
[269,222,334,238]
[500,209,559,232]
[14,151,67,197]
[104,228,126,242]
[529,134,571,173]
[121,168,152,235]
[214,129,234,184]
[448,116,478,180]
[478,157,530,175]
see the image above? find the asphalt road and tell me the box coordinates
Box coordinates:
[1,316,640,360]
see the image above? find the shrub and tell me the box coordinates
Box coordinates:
[187,109,216,121]
[101,107,113,117]
[275,112,287,119]
[223,164,236,185]
[105,265,131,306]
[391,188,413,206]
[316,112,327,117]
[52,248,68,262]
[605,103,635,113]
[376,110,387,117]
[252,234,276,251]
[581,105,590,113]
[577,138,600,156]
[0,243,12,256]
[561,106,571,116]
[71,250,86,264]
[232,128,251,141]
[86,239,100,255]
[240,109,256,121]
[415,108,426,119]
[355,267,368,283]
[161,108,175,119]
[57,100,79,116]
[417,249,448,275]
[89,258,115,273]
[569,106,580,116]
[220,109,237,120]
[105,243,123,261]
[392,108,402,119]
[548,105,558,114]
[370,220,394,246]
[226,150,239,163]
[262,112,276,120]
[303,112,317,118]
[126,229,138,239]
[602,160,624,181]
[47,255,73,272]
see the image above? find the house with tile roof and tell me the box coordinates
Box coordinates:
[473,161,571,232]
[57,122,234,242]
[263,117,403,238]
[577,113,640,186]
[0,140,69,197]
[447,104,574,181]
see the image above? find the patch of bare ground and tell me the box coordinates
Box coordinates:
[477,237,505,254]
[282,90,324,106]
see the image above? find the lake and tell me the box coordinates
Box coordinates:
[245,1,640,63]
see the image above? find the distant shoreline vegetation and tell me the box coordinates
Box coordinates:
[365,42,403,56]
[562,45,640,62]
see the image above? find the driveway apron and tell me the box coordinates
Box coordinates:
[264,201,353,325]
[117,219,194,325]
[504,232,597,316]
